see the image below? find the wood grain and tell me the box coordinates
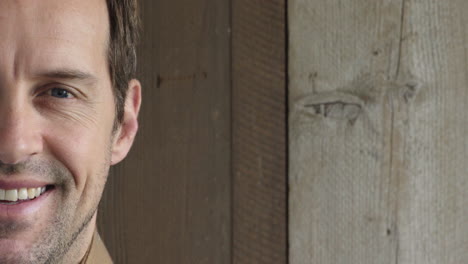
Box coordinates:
[232,0,287,263]
[98,0,231,263]
[290,0,468,263]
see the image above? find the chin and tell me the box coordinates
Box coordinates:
[0,188,70,264]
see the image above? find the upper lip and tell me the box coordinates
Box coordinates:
[0,179,51,190]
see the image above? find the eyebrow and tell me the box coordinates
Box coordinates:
[35,69,99,86]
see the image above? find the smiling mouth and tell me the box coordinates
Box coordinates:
[0,185,54,205]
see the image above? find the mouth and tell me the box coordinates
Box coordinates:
[0,180,56,220]
[0,185,54,205]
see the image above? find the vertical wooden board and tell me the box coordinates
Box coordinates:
[395,1,468,263]
[289,0,405,263]
[291,0,468,263]
[289,0,405,100]
[98,0,231,263]
[232,0,287,263]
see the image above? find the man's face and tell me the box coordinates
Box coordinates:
[0,0,139,263]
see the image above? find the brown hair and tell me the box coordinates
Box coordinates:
[106,0,140,129]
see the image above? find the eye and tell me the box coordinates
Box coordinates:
[48,87,74,99]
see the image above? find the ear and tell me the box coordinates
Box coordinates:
[110,79,142,165]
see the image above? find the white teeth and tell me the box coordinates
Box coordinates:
[28,188,36,199]
[0,187,48,202]
[18,188,28,200]
[5,190,18,202]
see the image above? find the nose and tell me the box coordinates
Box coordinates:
[0,103,43,165]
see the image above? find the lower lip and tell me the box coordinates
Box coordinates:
[0,188,53,219]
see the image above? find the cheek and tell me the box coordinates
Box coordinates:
[35,84,116,194]
[42,116,113,192]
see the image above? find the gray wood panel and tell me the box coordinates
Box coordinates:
[290,0,468,263]
[98,0,231,263]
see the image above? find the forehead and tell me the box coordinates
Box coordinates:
[0,0,109,79]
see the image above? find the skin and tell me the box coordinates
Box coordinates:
[0,0,141,263]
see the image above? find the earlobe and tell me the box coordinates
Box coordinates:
[110,79,142,165]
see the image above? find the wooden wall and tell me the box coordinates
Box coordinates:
[290,0,468,263]
[232,0,287,263]
[98,0,231,263]
[97,0,288,263]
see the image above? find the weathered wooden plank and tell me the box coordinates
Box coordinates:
[232,0,287,263]
[98,0,231,263]
[289,0,404,263]
[395,1,468,263]
[290,0,468,263]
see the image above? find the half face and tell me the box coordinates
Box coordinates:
[0,0,137,263]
